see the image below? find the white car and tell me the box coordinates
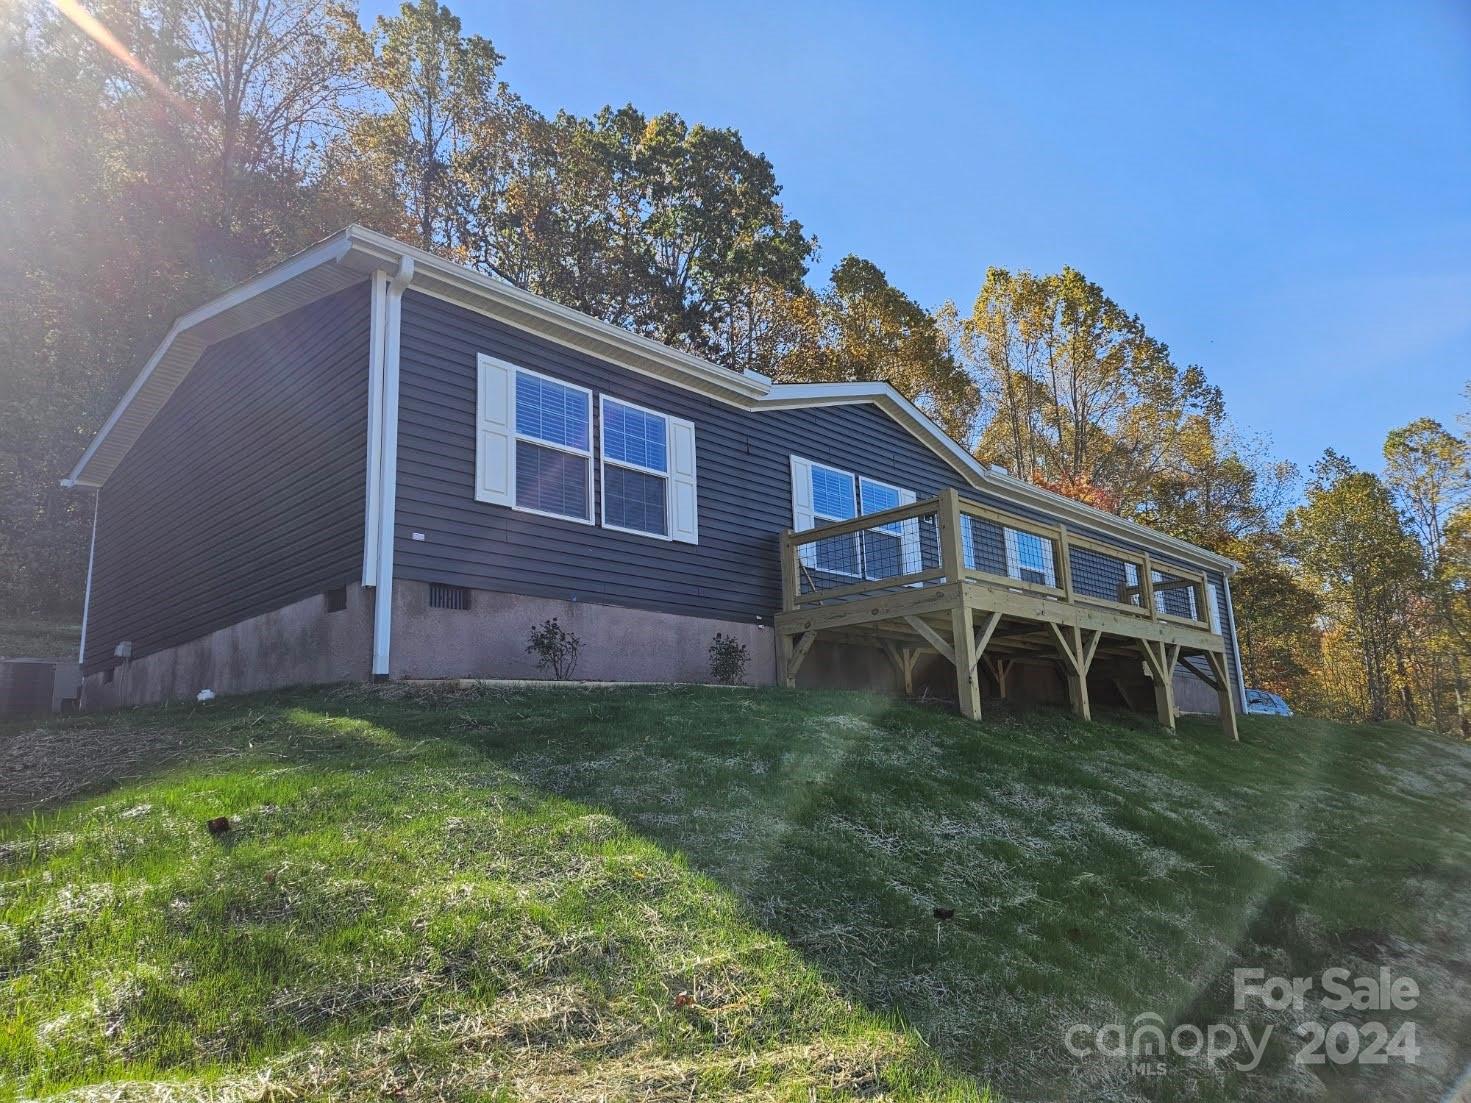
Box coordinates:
[1245,688,1293,716]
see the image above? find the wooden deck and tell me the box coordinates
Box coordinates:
[775,489,1239,740]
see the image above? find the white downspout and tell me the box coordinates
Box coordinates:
[372,256,414,678]
[362,270,390,587]
[78,491,99,666]
[1223,573,1248,712]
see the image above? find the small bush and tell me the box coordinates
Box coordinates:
[526,618,582,680]
[708,633,749,685]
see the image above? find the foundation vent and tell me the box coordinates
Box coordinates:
[429,583,473,611]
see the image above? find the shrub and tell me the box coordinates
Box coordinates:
[708,633,749,685]
[526,618,582,680]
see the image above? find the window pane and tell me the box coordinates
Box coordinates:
[811,465,856,521]
[1012,530,1054,586]
[516,372,589,451]
[858,478,903,534]
[603,400,667,472]
[516,440,588,519]
[604,464,667,536]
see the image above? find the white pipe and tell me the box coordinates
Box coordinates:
[1223,573,1248,712]
[372,256,414,677]
[361,271,390,587]
[78,491,99,666]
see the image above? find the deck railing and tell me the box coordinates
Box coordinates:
[780,488,1218,635]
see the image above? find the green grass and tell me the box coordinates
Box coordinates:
[0,619,80,660]
[3,685,1469,1101]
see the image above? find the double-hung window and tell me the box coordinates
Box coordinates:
[790,457,917,580]
[475,355,698,542]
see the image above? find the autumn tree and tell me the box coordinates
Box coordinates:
[780,256,981,441]
[950,266,1222,512]
[1285,452,1423,722]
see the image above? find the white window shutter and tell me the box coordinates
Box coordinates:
[898,488,923,576]
[667,415,699,544]
[1208,581,1222,633]
[1003,527,1020,579]
[790,456,815,567]
[1040,536,1057,588]
[475,354,516,506]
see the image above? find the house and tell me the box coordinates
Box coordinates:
[65,226,1245,737]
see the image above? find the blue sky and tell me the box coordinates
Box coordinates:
[378,1,1471,475]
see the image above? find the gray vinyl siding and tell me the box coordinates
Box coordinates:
[395,290,1243,710]
[82,284,371,674]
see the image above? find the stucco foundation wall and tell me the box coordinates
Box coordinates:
[390,584,779,684]
[81,584,373,710]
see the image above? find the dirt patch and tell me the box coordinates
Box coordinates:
[0,721,225,814]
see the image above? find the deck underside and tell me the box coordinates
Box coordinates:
[775,579,1239,740]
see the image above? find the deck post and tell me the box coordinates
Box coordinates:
[1057,523,1075,605]
[950,598,983,720]
[778,632,796,688]
[1066,625,1091,720]
[1138,639,1176,731]
[1141,551,1158,620]
[1207,650,1240,741]
[779,531,799,612]
[938,488,965,582]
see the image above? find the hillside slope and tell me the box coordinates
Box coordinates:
[3,685,1469,1102]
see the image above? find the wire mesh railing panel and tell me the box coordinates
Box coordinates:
[1150,566,1205,622]
[1068,544,1145,608]
[795,507,938,598]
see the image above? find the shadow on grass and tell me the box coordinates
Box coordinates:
[5,683,1471,1102]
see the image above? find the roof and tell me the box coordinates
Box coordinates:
[65,225,1238,574]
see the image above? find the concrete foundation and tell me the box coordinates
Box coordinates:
[81,584,373,710]
[390,583,779,684]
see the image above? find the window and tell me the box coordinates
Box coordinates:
[808,461,861,576]
[790,458,916,579]
[858,477,905,579]
[475,356,698,543]
[429,583,472,610]
[601,398,670,538]
[1004,528,1057,588]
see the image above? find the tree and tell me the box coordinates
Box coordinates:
[950,266,1223,512]
[1383,417,1471,735]
[780,256,980,441]
[342,0,505,250]
[1284,452,1423,722]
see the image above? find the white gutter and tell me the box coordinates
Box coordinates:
[371,256,414,677]
[361,270,390,588]
[1223,573,1249,712]
[77,492,98,665]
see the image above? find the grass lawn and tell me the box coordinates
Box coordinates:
[0,619,80,661]
[2,685,1469,1101]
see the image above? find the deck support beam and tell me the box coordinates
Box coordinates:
[1205,650,1240,742]
[1049,623,1100,721]
[1138,639,1178,731]
[984,656,1013,699]
[950,601,983,720]
[779,630,817,688]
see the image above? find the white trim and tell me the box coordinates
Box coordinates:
[511,365,595,526]
[599,393,673,541]
[372,257,413,676]
[362,271,390,587]
[78,492,98,665]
